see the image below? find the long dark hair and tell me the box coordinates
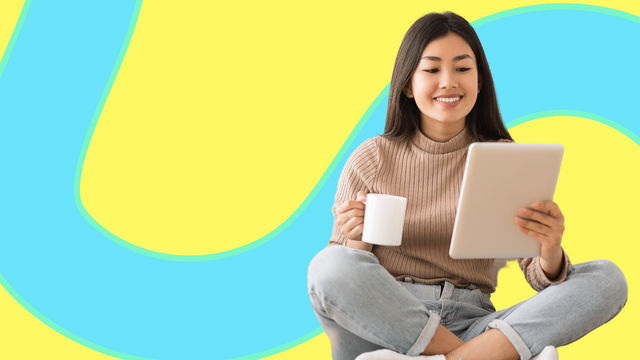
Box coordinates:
[384,12,512,142]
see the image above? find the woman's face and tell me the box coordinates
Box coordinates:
[404,32,481,135]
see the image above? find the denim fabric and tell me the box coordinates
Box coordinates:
[307,246,627,360]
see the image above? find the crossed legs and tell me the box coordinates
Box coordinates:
[307,246,627,360]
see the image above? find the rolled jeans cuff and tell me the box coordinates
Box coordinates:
[406,310,441,356]
[487,319,531,360]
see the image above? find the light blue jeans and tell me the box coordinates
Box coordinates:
[307,246,627,360]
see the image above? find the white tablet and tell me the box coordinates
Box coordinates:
[449,143,564,259]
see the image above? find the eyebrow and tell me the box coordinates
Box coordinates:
[422,54,472,61]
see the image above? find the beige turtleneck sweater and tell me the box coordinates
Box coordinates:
[328,127,570,293]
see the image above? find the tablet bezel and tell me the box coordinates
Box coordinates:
[449,143,564,259]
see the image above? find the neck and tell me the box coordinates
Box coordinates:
[420,119,466,142]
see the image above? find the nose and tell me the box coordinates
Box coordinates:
[439,68,458,89]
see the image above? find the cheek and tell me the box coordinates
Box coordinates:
[414,96,434,114]
[464,81,479,107]
[412,82,436,103]
[466,92,479,108]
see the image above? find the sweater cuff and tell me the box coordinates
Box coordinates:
[536,248,571,286]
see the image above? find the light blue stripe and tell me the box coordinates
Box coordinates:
[100,1,640,261]
[0,2,638,359]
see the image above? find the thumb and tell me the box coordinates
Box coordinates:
[356,191,368,202]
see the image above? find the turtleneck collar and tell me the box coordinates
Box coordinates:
[411,126,473,154]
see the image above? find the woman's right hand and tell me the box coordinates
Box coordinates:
[336,191,368,240]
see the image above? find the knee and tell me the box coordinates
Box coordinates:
[587,260,626,291]
[576,259,628,311]
[307,245,378,295]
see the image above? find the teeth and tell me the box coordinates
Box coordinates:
[436,96,460,102]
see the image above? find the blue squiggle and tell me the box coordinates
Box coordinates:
[0,3,638,359]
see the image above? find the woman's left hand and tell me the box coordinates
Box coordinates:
[514,201,565,280]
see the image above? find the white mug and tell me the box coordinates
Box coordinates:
[362,194,407,246]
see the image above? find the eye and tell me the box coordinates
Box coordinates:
[457,68,471,72]
[423,69,439,73]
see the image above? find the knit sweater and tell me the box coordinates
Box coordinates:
[328,126,570,293]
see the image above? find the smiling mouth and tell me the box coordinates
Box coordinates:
[435,96,462,103]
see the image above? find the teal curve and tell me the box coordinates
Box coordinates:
[0,272,151,360]
[0,281,320,360]
[2,272,324,360]
[506,110,640,146]
[0,1,153,359]
[0,0,31,78]
[226,328,325,360]
[471,3,640,27]
[1,2,639,360]
[72,1,640,262]
[247,4,640,358]
[262,109,640,359]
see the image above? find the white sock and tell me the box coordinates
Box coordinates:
[355,349,446,360]
[530,346,558,360]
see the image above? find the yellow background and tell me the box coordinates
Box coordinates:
[1,0,637,359]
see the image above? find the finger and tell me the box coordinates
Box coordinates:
[531,201,564,219]
[517,207,556,227]
[347,223,364,240]
[345,209,366,220]
[336,199,366,214]
[356,191,368,203]
[341,212,364,230]
[516,223,551,242]
[515,216,550,235]
[342,216,364,238]
[517,224,561,255]
[337,209,366,230]
[338,210,355,227]
[335,201,348,215]
[346,200,366,211]
[337,211,349,227]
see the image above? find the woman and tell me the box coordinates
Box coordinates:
[307,11,627,360]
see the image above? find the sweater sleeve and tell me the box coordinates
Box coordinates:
[518,249,572,292]
[497,138,573,291]
[328,139,379,246]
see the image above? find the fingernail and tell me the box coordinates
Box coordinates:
[519,208,528,214]
[531,202,540,208]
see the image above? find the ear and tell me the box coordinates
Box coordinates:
[403,85,414,98]
[477,74,483,93]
